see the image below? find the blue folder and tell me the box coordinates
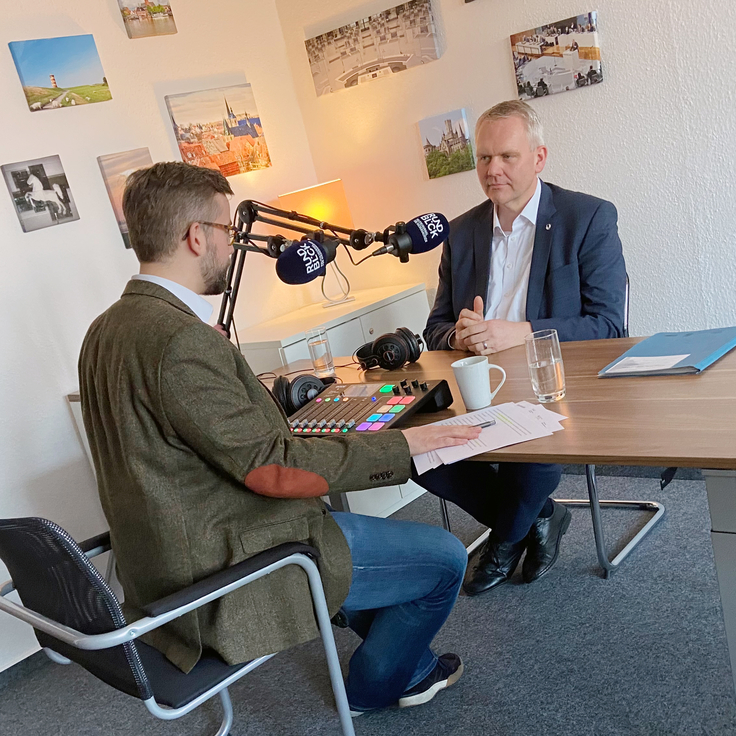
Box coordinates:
[599,326,736,377]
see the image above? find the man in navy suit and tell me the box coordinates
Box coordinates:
[419,100,626,596]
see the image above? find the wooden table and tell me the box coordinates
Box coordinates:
[287,337,736,693]
[328,338,736,469]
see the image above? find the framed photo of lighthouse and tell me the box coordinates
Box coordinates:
[2,155,80,233]
[418,109,474,180]
[164,83,272,177]
[8,34,112,112]
[511,12,602,101]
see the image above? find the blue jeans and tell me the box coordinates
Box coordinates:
[330,511,467,711]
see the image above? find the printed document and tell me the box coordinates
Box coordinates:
[412,402,567,475]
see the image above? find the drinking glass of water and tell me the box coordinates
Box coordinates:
[306,327,335,378]
[524,329,565,402]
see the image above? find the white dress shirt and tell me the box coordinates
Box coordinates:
[485,178,541,322]
[131,274,213,324]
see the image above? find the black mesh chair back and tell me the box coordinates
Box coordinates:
[0,517,152,700]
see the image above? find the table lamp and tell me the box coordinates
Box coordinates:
[278,179,356,307]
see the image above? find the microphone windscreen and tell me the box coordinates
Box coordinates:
[404,213,450,254]
[275,239,328,285]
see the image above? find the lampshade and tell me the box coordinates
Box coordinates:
[277,179,354,230]
[277,179,355,308]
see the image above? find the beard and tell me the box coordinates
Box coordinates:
[200,242,230,296]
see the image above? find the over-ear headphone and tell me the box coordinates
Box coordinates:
[354,327,423,371]
[272,374,334,415]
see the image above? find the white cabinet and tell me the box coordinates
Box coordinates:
[237,284,429,373]
[360,291,429,344]
[238,283,431,518]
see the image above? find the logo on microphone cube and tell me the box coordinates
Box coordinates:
[420,213,445,240]
[297,241,325,274]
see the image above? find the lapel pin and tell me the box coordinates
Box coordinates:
[545,224,551,230]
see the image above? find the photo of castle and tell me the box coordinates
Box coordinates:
[305,0,441,96]
[165,84,271,178]
[418,109,474,180]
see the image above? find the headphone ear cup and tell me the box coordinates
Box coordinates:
[373,333,408,371]
[396,327,422,363]
[289,374,326,413]
[355,342,379,370]
[272,375,293,415]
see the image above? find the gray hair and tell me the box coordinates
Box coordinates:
[122,161,233,263]
[475,100,545,149]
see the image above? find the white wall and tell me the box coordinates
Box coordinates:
[0,0,319,671]
[275,0,736,334]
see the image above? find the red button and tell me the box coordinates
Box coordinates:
[400,396,415,404]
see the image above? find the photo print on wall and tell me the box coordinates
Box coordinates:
[165,84,271,178]
[2,155,80,232]
[98,148,154,248]
[117,0,177,39]
[418,109,474,179]
[305,0,441,96]
[511,12,602,100]
[8,34,112,112]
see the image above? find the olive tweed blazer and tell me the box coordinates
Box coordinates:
[78,280,412,673]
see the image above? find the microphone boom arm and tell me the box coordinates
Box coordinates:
[218,200,367,338]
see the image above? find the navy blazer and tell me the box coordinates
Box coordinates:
[424,181,627,350]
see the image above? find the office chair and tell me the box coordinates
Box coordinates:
[0,517,355,736]
[440,274,666,577]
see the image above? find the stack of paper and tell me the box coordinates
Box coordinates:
[413,401,568,475]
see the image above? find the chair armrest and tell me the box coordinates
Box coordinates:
[142,541,319,618]
[0,541,320,651]
[79,531,111,556]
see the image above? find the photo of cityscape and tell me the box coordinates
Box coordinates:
[511,12,602,101]
[2,154,80,233]
[305,0,441,96]
[165,84,271,178]
[9,34,112,112]
[418,109,474,180]
[117,1,177,40]
[98,148,154,248]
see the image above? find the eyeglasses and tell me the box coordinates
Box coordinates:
[182,221,238,243]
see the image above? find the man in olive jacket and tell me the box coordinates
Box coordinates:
[79,162,478,714]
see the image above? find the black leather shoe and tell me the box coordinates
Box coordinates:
[463,536,526,596]
[522,500,572,583]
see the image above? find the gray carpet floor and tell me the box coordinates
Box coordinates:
[2,473,736,736]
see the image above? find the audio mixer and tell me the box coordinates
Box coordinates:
[288,379,453,435]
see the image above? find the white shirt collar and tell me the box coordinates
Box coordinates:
[131,274,214,323]
[493,177,542,234]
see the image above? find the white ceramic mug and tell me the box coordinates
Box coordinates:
[451,356,507,411]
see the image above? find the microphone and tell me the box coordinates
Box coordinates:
[275,238,340,284]
[372,213,449,261]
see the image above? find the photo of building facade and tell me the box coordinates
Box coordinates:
[117,1,177,39]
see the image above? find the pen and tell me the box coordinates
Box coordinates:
[475,420,496,428]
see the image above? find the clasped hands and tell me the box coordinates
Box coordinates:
[452,296,531,355]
